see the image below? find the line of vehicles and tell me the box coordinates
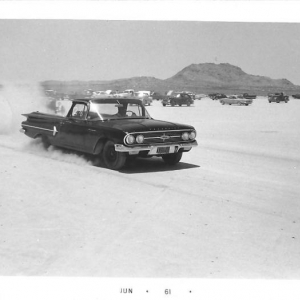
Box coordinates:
[45,88,298,115]
[44,89,200,112]
[209,92,294,105]
[91,89,198,107]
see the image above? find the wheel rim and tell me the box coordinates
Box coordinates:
[106,145,117,162]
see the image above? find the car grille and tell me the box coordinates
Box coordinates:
[126,129,194,146]
[143,131,182,144]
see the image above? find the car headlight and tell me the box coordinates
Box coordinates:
[189,131,196,140]
[125,134,135,144]
[136,134,144,144]
[181,132,189,141]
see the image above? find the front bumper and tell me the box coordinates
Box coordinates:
[115,140,198,155]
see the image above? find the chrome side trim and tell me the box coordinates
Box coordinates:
[22,124,59,136]
[115,140,198,154]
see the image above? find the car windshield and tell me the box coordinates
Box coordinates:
[88,98,151,121]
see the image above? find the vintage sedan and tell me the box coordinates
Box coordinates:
[219,95,253,106]
[208,93,227,100]
[167,92,194,107]
[20,98,197,170]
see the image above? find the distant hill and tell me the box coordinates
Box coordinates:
[40,63,300,96]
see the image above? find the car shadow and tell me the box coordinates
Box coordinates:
[119,157,199,174]
[55,149,199,173]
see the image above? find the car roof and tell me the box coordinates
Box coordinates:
[72,97,142,104]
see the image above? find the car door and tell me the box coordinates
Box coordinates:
[58,102,93,152]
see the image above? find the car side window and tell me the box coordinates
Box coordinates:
[71,103,88,119]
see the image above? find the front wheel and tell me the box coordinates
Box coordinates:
[162,152,183,165]
[103,140,127,170]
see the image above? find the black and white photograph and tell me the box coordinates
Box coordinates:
[0,1,300,299]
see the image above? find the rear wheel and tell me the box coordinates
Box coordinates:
[187,101,191,106]
[103,140,127,170]
[162,152,183,165]
[41,135,51,149]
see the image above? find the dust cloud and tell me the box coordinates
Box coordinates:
[0,82,92,167]
[0,82,49,135]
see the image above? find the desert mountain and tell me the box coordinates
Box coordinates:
[41,63,300,96]
[168,63,294,88]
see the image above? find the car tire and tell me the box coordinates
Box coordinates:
[170,101,175,106]
[103,140,127,170]
[162,104,166,106]
[162,152,183,165]
[41,135,51,149]
[187,102,191,106]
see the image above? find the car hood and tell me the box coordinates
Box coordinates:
[100,118,194,133]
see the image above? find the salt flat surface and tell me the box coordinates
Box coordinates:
[0,92,299,278]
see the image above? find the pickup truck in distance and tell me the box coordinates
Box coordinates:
[268,92,289,103]
[20,97,198,170]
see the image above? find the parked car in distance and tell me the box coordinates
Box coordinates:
[134,91,153,106]
[195,94,206,100]
[181,91,196,100]
[123,89,135,96]
[242,93,257,99]
[292,94,300,99]
[151,92,169,101]
[268,93,289,103]
[20,97,198,170]
[166,92,194,107]
[219,95,253,106]
[208,93,227,100]
[161,90,175,106]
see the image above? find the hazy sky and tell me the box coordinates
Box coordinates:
[1,3,300,84]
